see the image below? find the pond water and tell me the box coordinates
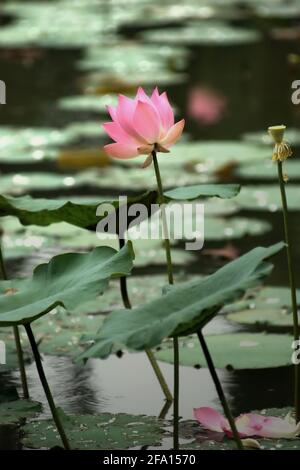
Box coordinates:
[0,0,300,450]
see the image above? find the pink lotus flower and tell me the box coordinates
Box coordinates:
[194,407,300,439]
[187,86,226,125]
[103,87,185,167]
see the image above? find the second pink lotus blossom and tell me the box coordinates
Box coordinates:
[194,407,300,439]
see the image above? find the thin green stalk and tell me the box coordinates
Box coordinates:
[25,324,71,450]
[152,151,244,449]
[173,335,179,449]
[0,240,29,399]
[152,151,179,449]
[118,239,173,402]
[197,331,244,450]
[277,161,300,423]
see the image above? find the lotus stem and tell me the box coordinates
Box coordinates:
[118,238,173,403]
[197,331,244,450]
[277,161,300,423]
[25,323,71,450]
[0,240,29,399]
[152,151,179,449]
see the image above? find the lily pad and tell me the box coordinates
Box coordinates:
[141,22,261,46]
[77,243,283,361]
[227,309,295,329]
[223,286,300,314]
[0,242,134,326]
[236,185,300,211]
[121,141,270,173]
[155,333,293,370]
[242,128,300,147]
[165,184,240,200]
[0,400,41,426]
[77,43,188,73]
[22,411,165,450]
[0,192,157,230]
[236,160,300,181]
[57,94,123,114]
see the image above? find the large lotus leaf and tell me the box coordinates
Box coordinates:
[181,408,300,450]
[0,192,157,230]
[0,400,41,426]
[0,242,134,327]
[0,184,240,229]
[0,274,192,361]
[22,411,165,450]
[77,243,283,361]
[236,185,300,211]
[156,333,292,369]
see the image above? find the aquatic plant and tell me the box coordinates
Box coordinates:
[268,124,300,424]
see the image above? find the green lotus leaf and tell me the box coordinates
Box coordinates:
[0,192,157,230]
[77,243,284,361]
[142,22,261,46]
[22,411,165,450]
[0,242,134,327]
[156,332,293,369]
[0,184,239,230]
[165,184,240,200]
[0,400,41,426]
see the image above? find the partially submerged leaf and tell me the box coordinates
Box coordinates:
[77,243,283,361]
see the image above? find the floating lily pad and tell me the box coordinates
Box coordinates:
[236,185,300,211]
[77,243,283,361]
[57,94,120,114]
[155,333,293,370]
[121,141,270,173]
[141,22,261,46]
[242,128,300,147]
[22,411,165,450]
[223,286,300,314]
[236,160,300,181]
[2,232,54,259]
[227,309,295,329]
[0,3,114,48]
[77,43,188,73]
[0,242,134,326]
[0,400,41,426]
[225,285,300,328]
[84,69,186,91]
